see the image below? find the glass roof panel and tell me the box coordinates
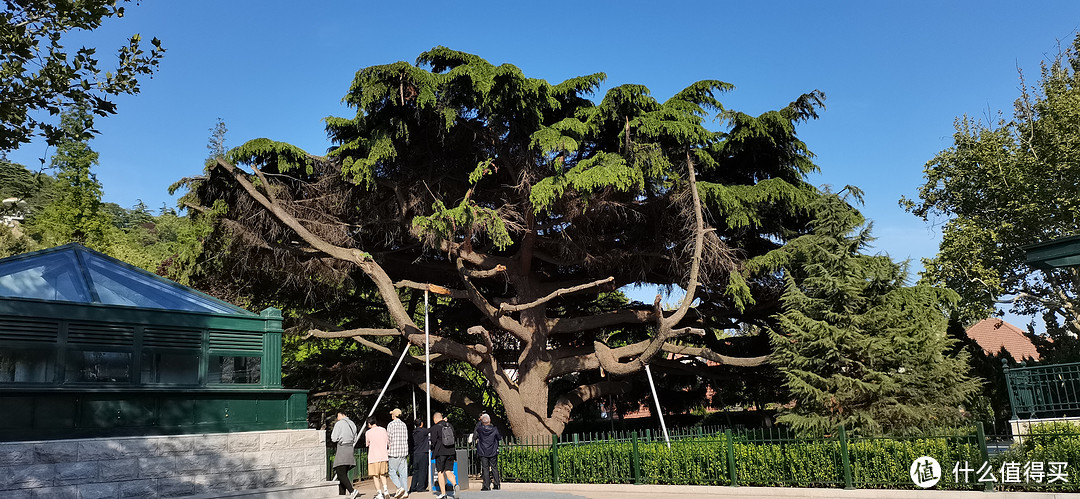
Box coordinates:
[0,250,91,302]
[82,251,243,314]
[0,244,253,316]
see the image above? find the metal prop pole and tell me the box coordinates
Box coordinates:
[357,338,411,439]
[645,363,671,449]
[425,289,432,488]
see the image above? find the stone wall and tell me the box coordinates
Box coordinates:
[1010,416,1080,436]
[0,429,329,498]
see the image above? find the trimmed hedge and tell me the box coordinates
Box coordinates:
[334,423,1080,491]
[496,432,990,489]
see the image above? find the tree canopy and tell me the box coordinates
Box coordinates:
[177,47,857,437]
[903,34,1080,352]
[0,0,164,151]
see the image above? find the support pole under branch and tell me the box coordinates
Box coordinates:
[644,363,671,449]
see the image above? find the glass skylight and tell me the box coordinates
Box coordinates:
[0,244,253,315]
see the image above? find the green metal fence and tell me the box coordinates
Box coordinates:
[1004,360,1080,419]
[330,422,1080,492]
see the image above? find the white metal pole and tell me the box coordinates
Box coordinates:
[425,289,432,488]
[357,341,411,440]
[644,363,671,449]
[367,344,411,417]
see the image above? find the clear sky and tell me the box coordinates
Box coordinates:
[7,1,1080,318]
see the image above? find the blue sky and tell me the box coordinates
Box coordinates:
[7,1,1080,318]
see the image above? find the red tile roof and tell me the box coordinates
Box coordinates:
[965,318,1040,362]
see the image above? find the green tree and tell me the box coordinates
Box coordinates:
[0,224,36,258]
[27,105,112,249]
[904,34,1080,353]
[179,47,839,437]
[0,0,165,151]
[0,158,57,211]
[206,118,228,161]
[766,191,978,435]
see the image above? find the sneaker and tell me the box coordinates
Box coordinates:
[434,494,446,499]
[384,488,391,498]
[349,491,360,499]
[394,489,406,498]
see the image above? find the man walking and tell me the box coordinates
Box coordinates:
[387,408,410,498]
[408,418,430,494]
[365,417,391,499]
[475,413,502,491]
[430,412,457,499]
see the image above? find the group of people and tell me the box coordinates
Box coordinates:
[330,408,503,499]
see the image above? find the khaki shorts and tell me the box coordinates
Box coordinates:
[368,460,389,476]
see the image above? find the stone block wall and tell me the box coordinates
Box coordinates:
[0,429,328,498]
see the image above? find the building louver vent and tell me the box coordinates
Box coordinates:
[67,323,135,348]
[0,317,60,343]
[143,328,202,349]
[208,331,262,353]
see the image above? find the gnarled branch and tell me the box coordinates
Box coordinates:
[500,276,614,313]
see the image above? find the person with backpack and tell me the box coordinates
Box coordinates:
[474,413,502,491]
[429,412,457,499]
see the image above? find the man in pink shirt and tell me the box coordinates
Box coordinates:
[365,417,391,499]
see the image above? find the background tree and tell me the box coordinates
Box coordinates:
[1,0,165,151]
[903,34,1080,355]
[26,104,113,250]
[766,190,978,435]
[178,47,839,437]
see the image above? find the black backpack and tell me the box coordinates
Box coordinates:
[441,422,456,447]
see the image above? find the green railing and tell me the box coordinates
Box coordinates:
[329,422,1080,491]
[1004,360,1080,419]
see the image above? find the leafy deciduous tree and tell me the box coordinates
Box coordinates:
[0,0,164,151]
[903,34,1080,353]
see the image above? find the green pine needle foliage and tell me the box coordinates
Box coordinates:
[762,191,979,436]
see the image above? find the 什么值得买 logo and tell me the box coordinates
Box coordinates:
[910,456,941,488]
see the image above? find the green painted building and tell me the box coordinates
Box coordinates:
[0,244,307,441]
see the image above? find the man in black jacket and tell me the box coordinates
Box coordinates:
[474,413,501,491]
[429,412,457,499]
[408,418,429,494]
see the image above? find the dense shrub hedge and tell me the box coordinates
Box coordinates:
[333,423,1080,491]
[492,425,1077,491]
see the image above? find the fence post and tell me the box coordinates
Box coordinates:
[1001,359,1018,420]
[631,430,641,485]
[838,425,854,490]
[976,422,993,493]
[551,434,561,484]
[725,428,737,487]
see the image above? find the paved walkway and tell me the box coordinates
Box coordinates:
[340,480,1080,499]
